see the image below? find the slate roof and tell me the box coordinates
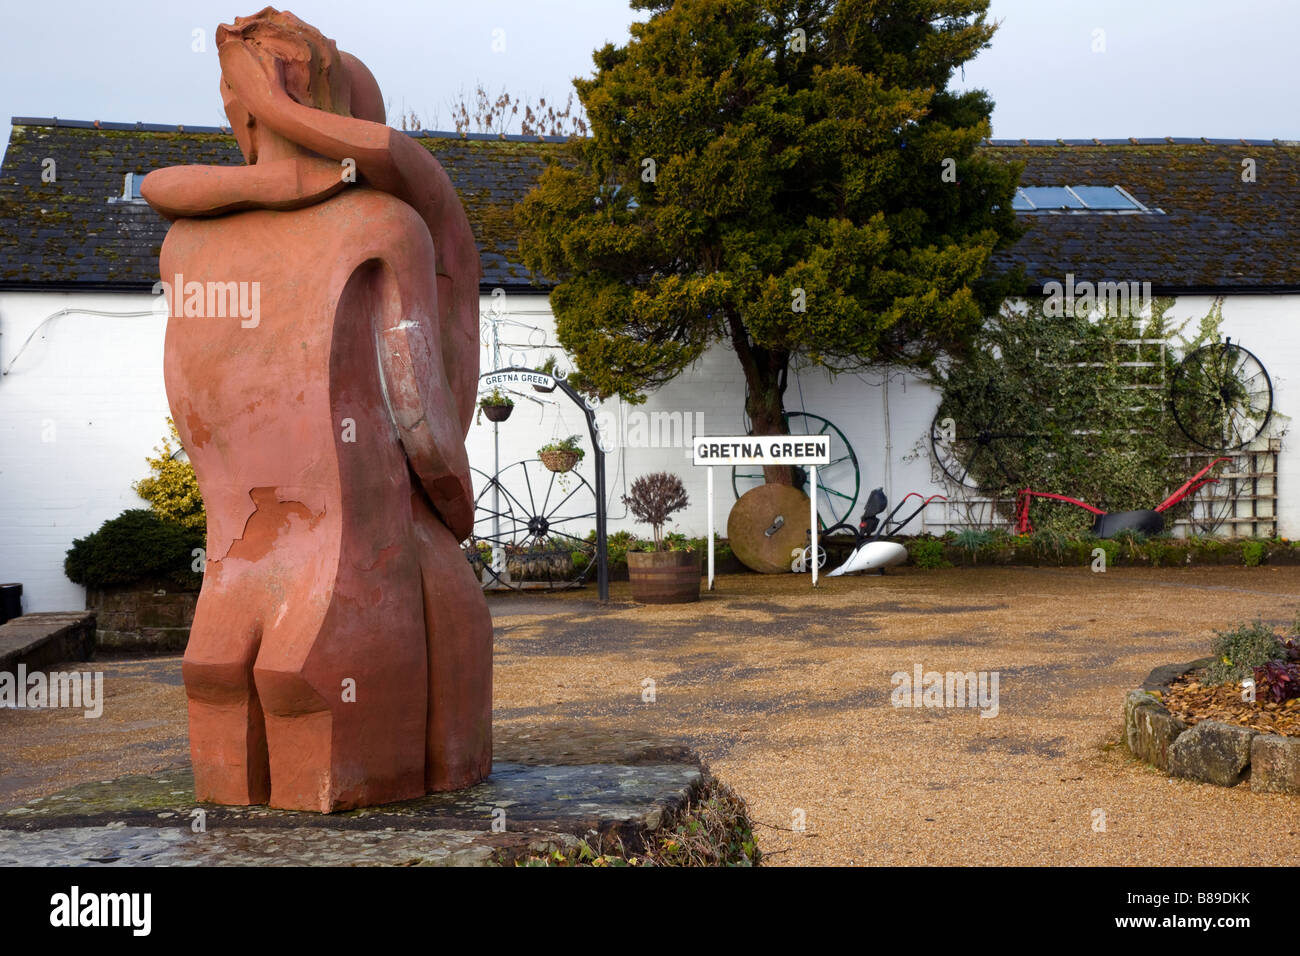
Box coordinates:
[0,118,567,292]
[2,118,1299,294]
[986,138,1300,293]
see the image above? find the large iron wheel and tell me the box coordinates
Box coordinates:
[463,461,597,591]
[1170,340,1273,451]
[730,411,860,529]
[929,389,1029,493]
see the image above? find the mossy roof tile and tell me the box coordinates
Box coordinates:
[0,120,566,291]
[985,140,1300,290]
[2,121,1298,294]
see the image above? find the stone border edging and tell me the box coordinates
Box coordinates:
[1124,658,1300,793]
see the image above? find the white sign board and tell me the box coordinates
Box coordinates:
[692,436,831,466]
[481,370,557,391]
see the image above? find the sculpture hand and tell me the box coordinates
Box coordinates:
[218,38,292,127]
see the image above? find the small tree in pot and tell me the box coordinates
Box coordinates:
[622,472,699,603]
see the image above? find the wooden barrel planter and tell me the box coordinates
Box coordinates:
[540,450,580,473]
[627,550,701,604]
[481,403,513,423]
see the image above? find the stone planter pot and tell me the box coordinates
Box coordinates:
[506,549,573,582]
[627,550,700,604]
[539,449,580,473]
[85,579,199,653]
[481,403,513,423]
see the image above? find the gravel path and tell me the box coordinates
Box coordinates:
[491,566,1300,865]
[5,564,1300,865]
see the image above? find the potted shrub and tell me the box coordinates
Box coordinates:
[478,388,514,423]
[64,508,205,652]
[623,472,699,603]
[539,434,585,473]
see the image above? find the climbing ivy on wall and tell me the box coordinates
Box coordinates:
[931,297,1228,534]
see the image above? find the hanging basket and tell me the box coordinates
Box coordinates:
[539,450,580,473]
[481,403,513,423]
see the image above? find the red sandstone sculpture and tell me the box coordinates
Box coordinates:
[142,7,491,812]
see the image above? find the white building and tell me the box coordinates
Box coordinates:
[2,119,1296,610]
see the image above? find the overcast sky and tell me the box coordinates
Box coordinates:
[1,0,1296,165]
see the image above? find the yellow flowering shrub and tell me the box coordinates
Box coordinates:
[132,419,205,531]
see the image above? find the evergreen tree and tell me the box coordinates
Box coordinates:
[517,0,1023,481]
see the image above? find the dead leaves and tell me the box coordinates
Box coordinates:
[1165,670,1300,737]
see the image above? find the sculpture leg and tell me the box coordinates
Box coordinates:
[182,576,271,805]
[413,493,493,791]
[253,564,429,812]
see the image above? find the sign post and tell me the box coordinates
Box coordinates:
[706,465,715,590]
[692,436,831,588]
[810,464,818,587]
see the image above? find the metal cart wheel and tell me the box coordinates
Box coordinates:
[1170,340,1273,451]
[463,460,597,590]
[730,411,860,529]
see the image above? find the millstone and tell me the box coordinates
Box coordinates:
[727,484,812,574]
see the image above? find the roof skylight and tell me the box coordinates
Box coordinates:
[1011,185,1154,214]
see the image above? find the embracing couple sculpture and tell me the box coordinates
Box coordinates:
[143,7,491,812]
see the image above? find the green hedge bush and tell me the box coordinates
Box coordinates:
[65,509,204,590]
[902,532,1292,570]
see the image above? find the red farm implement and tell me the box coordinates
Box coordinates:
[1014,458,1230,537]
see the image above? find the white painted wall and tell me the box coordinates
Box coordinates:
[470,292,1298,545]
[0,290,171,614]
[3,288,1296,612]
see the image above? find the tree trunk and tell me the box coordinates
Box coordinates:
[727,311,794,486]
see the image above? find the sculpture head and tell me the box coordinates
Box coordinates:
[217,6,386,163]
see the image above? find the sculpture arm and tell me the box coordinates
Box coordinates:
[141,157,348,220]
[376,300,477,542]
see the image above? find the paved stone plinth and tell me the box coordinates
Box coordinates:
[0,760,704,866]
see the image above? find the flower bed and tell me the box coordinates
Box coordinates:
[1163,670,1300,737]
[1124,660,1300,793]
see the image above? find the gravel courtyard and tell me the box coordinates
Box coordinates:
[5,564,1300,865]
